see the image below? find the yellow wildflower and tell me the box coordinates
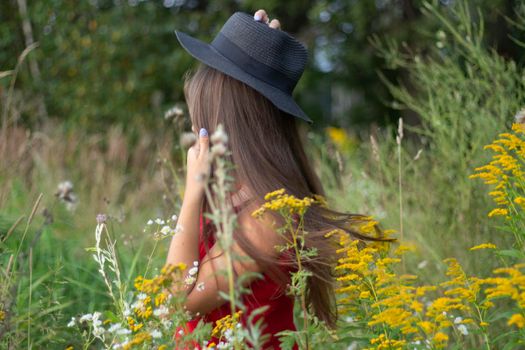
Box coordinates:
[508,313,525,328]
[394,243,416,255]
[127,317,143,332]
[154,292,168,306]
[359,290,371,299]
[512,122,525,134]
[122,331,152,350]
[369,333,407,350]
[211,311,242,339]
[264,188,286,201]
[487,208,509,218]
[326,127,350,150]
[514,196,525,207]
[470,243,497,251]
[433,332,448,344]
[417,321,434,334]
[253,189,317,218]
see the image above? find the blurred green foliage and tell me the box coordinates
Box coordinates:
[1,0,525,131]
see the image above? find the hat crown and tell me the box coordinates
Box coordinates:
[213,12,308,88]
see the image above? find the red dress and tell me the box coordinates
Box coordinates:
[181,212,297,349]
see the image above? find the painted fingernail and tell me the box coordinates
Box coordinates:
[254,13,262,21]
[199,128,208,137]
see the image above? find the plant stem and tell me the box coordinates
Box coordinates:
[291,216,309,350]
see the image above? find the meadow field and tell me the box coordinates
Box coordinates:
[1,1,525,349]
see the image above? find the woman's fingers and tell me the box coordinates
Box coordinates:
[254,9,281,30]
[253,9,269,24]
[269,19,281,29]
[198,128,209,159]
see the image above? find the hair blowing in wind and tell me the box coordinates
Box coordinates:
[184,64,391,327]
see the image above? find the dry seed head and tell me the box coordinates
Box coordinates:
[514,108,525,124]
[180,132,196,149]
[211,143,227,158]
[211,125,228,145]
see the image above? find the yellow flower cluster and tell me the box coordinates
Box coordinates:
[470,123,525,219]
[367,333,406,350]
[119,263,187,349]
[127,317,143,332]
[508,313,525,328]
[0,309,4,321]
[482,264,525,310]
[252,189,318,218]
[333,227,503,349]
[122,331,152,350]
[211,310,242,339]
[134,263,186,294]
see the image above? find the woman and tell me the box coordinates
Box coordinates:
[166,9,380,349]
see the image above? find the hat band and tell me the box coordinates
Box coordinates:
[211,33,296,94]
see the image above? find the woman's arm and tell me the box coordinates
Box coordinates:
[183,208,281,316]
[165,128,210,284]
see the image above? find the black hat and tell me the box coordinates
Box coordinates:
[175,12,312,123]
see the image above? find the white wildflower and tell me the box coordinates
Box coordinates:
[344,316,354,323]
[173,224,183,234]
[224,328,233,342]
[137,293,147,300]
[196,282,205,292]
[108,323,122,333]
[116,328,132,335]
[347,342,359,350]
[454,316,463,324]
[160,225,172,236]
[171,214,178,221]
[131,300,143,309]
[457,324,469,335]
[123,302,131,317]
[161,319,173,329]
[188,266,198,276]
[155,218,165,225]
[185,275,196,285]
[67,317,76,328]
[79,313,93,322]
[418,260,428,269]
[150,329,162,338]
[147,219,154,225]
[92,311,102,322]
[154,305,169,317]
[217,341,229,349]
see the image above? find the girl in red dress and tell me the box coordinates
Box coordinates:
[165,9,377,349]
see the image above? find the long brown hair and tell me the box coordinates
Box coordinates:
[184,64,388,327]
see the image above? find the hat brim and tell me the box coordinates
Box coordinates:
[175,30,312,123]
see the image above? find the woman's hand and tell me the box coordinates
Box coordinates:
[253,9,281,29]
[184,128,210,203]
